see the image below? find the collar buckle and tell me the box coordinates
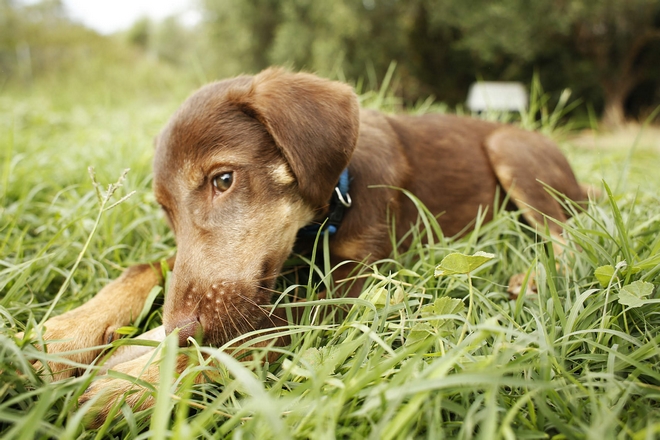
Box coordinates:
[297,168,352,237]
[334,186,352,208]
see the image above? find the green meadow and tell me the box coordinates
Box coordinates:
[2,56,660,439]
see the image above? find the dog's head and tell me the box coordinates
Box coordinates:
[153,68,359,346]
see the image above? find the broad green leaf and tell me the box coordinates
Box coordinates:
[434,251,495,276]
[365,286,388,306]
[618,281,654,308]
[301,347,323,366]
[595,264,643,287]
[406,323,434,346]
[421,297,465,333]
[364,286,405,306]
[302,345,342,369]
[595,265,617,287]
[392,286,405,305]
[435,297,464,315]
[287,346,344,377]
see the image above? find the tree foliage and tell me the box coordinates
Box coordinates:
[0,0,123,86]
[2,0,659,124]
[201,0,660,124]
[428,0,660,124]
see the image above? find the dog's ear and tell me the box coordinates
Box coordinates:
[241,68,360,208]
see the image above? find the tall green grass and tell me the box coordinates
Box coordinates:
[1,76,660,439]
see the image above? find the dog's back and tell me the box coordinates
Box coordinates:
[336,110,585,256]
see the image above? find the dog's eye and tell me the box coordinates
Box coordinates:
[212,172,233,192]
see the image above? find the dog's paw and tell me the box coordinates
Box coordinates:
[20,311,119,381]
[79,350,160,428]
[79,348,191,428]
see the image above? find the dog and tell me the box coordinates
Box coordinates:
[23,68,586,425]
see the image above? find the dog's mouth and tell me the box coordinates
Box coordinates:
[163,271,283,348]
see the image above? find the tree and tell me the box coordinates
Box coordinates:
[200,0,283,77]
[201,0,660,124]
[569,1,660,126]
[425,0,660,126]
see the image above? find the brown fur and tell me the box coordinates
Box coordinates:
[22,68,585,426]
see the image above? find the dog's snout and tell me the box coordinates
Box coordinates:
[163,275,276,346]
[165,316,202,347]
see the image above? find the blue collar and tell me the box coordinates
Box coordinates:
[297,168,352,237]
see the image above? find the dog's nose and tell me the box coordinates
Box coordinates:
[165,316,203,347]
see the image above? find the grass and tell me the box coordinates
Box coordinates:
[1,73,660,440]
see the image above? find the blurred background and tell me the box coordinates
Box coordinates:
[2,0,660,127]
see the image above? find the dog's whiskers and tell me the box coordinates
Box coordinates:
[221,298,242,337]
[235,292,286,330]
[215,305,229,344]
[235,292,271,316]
[251,273,279,283]
[230,302,257,332]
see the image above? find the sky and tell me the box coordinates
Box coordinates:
[61,0,201,34]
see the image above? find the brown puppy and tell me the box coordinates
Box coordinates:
[26,68,585,423]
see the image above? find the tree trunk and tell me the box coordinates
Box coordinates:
[602,90,627,127]
[601,75,636,128]
[599,30,660,127]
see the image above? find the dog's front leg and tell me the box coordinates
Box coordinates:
[79,309,290,428]
[79,347,190,429]
[20,257,174,381]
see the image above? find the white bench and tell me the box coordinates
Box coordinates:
[466,82,528,112]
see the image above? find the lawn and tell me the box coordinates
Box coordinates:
[1,74,660,439]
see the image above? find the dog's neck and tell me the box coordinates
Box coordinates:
[297,168,352,238]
